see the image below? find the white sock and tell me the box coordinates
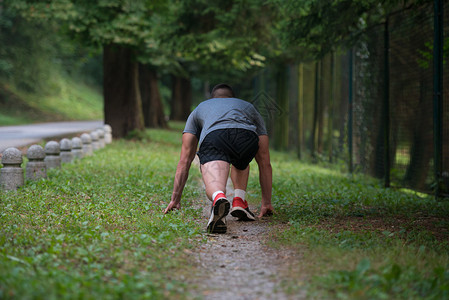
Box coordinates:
[234,189,246,201]
[212,190,226,201]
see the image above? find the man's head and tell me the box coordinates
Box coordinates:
[210,83,235,98]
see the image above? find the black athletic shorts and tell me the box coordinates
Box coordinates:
[197,128,259,170]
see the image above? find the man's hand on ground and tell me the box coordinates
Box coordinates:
[258,205,274,218]
[164,201,181,214]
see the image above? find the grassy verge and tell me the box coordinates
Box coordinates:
[1,126,448,299]
[256,152,449,299]
[0,126,203,299]
[0,74,102,126]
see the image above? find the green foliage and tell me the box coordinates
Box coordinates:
[164,0,275,75]
[261,153,449,223]
[317,259,449,299]
[0,7,56,92]
[256,151,449,299]
[109,0,280,85]
[0,2,103,125]
[0,129,203,298]
[7,0,169,68]
[417,38,449,69]
[0,75,103,126]
[271,0,405,59]
[7,0,161,47]
[0,3,101,91]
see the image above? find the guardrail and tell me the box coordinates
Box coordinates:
[0,124,112,191]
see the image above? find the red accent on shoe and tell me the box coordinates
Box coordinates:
[232,197,248,209]
[213,193,227,205]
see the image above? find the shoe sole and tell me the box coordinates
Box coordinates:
[207,198,230,233]
[230,207,256,221]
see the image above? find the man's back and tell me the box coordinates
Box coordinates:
[183,97,267,145]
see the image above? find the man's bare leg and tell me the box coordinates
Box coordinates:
[201,160,230,233]
[230,165,255,220]
[201,160,230,201]
[230,165,249,190]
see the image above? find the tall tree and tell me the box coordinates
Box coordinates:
[170,75,192,121]
[9,0,167,137]
[161,0,277,111]
[139,64,167,128]
[10,0,282,129]
[103,45,144,137]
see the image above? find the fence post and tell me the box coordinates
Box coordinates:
[71,137,83,159]
[384,18,391,188]
[104,124,112,144]
[311,61,320,159]
[0,147,24,191]
[329,53,335,163]
[60,138,73,163]
[81,133,93,156]
[90,131,100,151]
[97,129,106,148]
[348,49,354,173]
[298,63,304,159]
[44,141,61,169]
[26,145,46,181]
[433,0,444,198]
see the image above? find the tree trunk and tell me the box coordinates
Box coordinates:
[310,61,320,158]
[317,56,328,154]
[328,53,335,162]
[274,64,289,150]
[403,77,433,190]
[103,44,144,138]
[369,101,386,179]
[170,75,192,121]
[288,64,299,153]
[338,55,349,157]
[139,65,168,128]
[297,63,304,159]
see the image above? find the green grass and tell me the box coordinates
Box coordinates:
[1,127,448,299]
[257,152,449,299]
[0,114,30,126]
[0,74,103,126]
[0,127,203,299]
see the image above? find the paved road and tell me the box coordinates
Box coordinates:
[0,120,104,152]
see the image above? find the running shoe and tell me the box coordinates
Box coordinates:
[206,197,230,233]
[230,197,256,221]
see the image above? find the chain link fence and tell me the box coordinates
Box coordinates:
[252,1,448,197]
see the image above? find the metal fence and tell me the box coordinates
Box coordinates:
[251,1,448,197]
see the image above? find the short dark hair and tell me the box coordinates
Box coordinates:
[211,83,235,98]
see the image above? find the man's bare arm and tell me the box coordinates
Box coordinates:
[164,133,198,213]
[255,135,274,217]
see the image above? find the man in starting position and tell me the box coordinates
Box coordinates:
[164,84,274,233]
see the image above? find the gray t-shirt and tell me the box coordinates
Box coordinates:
[183,97,268,145]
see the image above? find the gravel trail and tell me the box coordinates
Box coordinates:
[187,177,305,300]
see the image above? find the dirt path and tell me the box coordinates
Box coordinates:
[187,176,306,300]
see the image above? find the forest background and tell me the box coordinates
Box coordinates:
[0,0,447,196]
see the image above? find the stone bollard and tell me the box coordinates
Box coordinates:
[81,133,93,156]
[97,129,106,148]
[71,137,83,159]
[104,124,112,144]
[26,145,47,181]
[0,147,24,191]
[60,138,73,163]
[44,141,61,169]
[90,131,100,151]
